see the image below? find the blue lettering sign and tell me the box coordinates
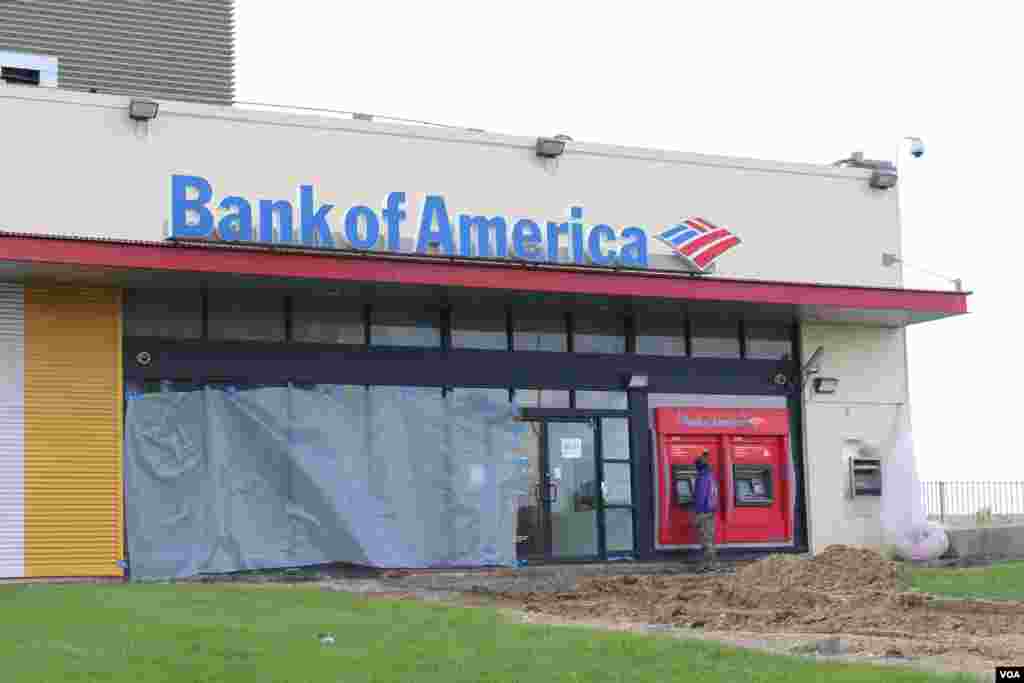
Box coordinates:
[587,224,617,266]
[459,215,508,258]
[168,176,651,268]
[299,185,335,248]
[570,207,585,265]
[171,174,214,238]
[417,196,456,255]
[345,206,379,250]
[218,196,252,242]
[512,219,543,261]
[382,192,406,251]
[620,227,648,268]
[259,199,293,242]
[545,220,569,262]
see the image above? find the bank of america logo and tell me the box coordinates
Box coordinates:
[656,217,741,271]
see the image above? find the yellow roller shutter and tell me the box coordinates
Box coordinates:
[24,286,123,578]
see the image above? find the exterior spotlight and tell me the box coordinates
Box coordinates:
[869,162,898,189]
[813,377,839,395]
[832,151,898,190]
[536,134,572,158]
[129,99,159,121]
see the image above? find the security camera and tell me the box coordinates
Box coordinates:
[906,137,925,158]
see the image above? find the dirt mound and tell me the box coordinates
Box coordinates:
[732,545,899,594]
[510,545,1024,652]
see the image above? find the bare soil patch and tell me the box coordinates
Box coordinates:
[487,545,1024,674]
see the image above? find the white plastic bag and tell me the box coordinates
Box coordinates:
[880,406,949,561]
[895,523,949,561]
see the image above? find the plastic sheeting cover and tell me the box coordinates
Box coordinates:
[124,385,528,579]
[879,406,949,561]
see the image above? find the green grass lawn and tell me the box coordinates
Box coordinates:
[0,583,977,683]
[907,560,1024,601]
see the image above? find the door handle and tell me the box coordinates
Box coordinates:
[535,482,558,502]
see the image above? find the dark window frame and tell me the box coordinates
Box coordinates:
[124,288,795,361]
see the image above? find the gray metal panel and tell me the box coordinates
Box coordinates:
[0,283,25,578]
[0,0,234,105]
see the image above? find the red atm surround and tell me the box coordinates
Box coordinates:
[655,407,792,549]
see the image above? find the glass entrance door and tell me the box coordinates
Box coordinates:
[546,421,599,559]
[514,416,633,563]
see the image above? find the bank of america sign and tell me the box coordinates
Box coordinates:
[655,218,741,272]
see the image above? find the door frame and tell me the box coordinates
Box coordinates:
[519,409,636,563]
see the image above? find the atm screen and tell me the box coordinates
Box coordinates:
[734,464,774,506]
[671,464,698,506]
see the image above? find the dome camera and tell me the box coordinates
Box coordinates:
[906,137,925,158]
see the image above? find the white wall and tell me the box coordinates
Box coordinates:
[0,87,901,288]
[801,323,909,553]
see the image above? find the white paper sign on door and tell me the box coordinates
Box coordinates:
[561,437,583,459]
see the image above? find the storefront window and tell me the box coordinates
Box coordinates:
[572,313,626,354]
[634,311,686,356]
[514,388,570,409]
[124,382,527,576]
[124,288,202,339]
[690,314,741,359]
[207,290,287,342]
[451,309,508,351]
[513,314,568,352]
[575,391,628,411]
[370,308,442,348]
[604,508,634,553]
[292,296,364,345]
[745,322,794,360]
[602,462,632,505]
[600,418,631,460]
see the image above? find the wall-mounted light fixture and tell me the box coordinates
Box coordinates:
[627,374,649,389]
[535,134,572,158]
[813,377,839,395]
[832,151,897,189]
[129,99,160,121]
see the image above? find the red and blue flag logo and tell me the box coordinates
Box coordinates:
[655,217,741,271]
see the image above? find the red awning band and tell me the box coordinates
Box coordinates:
[0,233,968,315]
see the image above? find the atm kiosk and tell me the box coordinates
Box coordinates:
[655,407,793,549]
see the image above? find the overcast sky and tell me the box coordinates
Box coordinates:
[235,1,1021,480]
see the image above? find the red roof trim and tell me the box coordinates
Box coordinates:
[0,233,968,315]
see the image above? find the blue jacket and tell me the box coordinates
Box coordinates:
[693,465,717,514]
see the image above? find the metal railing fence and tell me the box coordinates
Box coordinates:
[922,481,1024,522]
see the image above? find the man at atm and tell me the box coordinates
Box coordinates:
[692,452,720,572]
